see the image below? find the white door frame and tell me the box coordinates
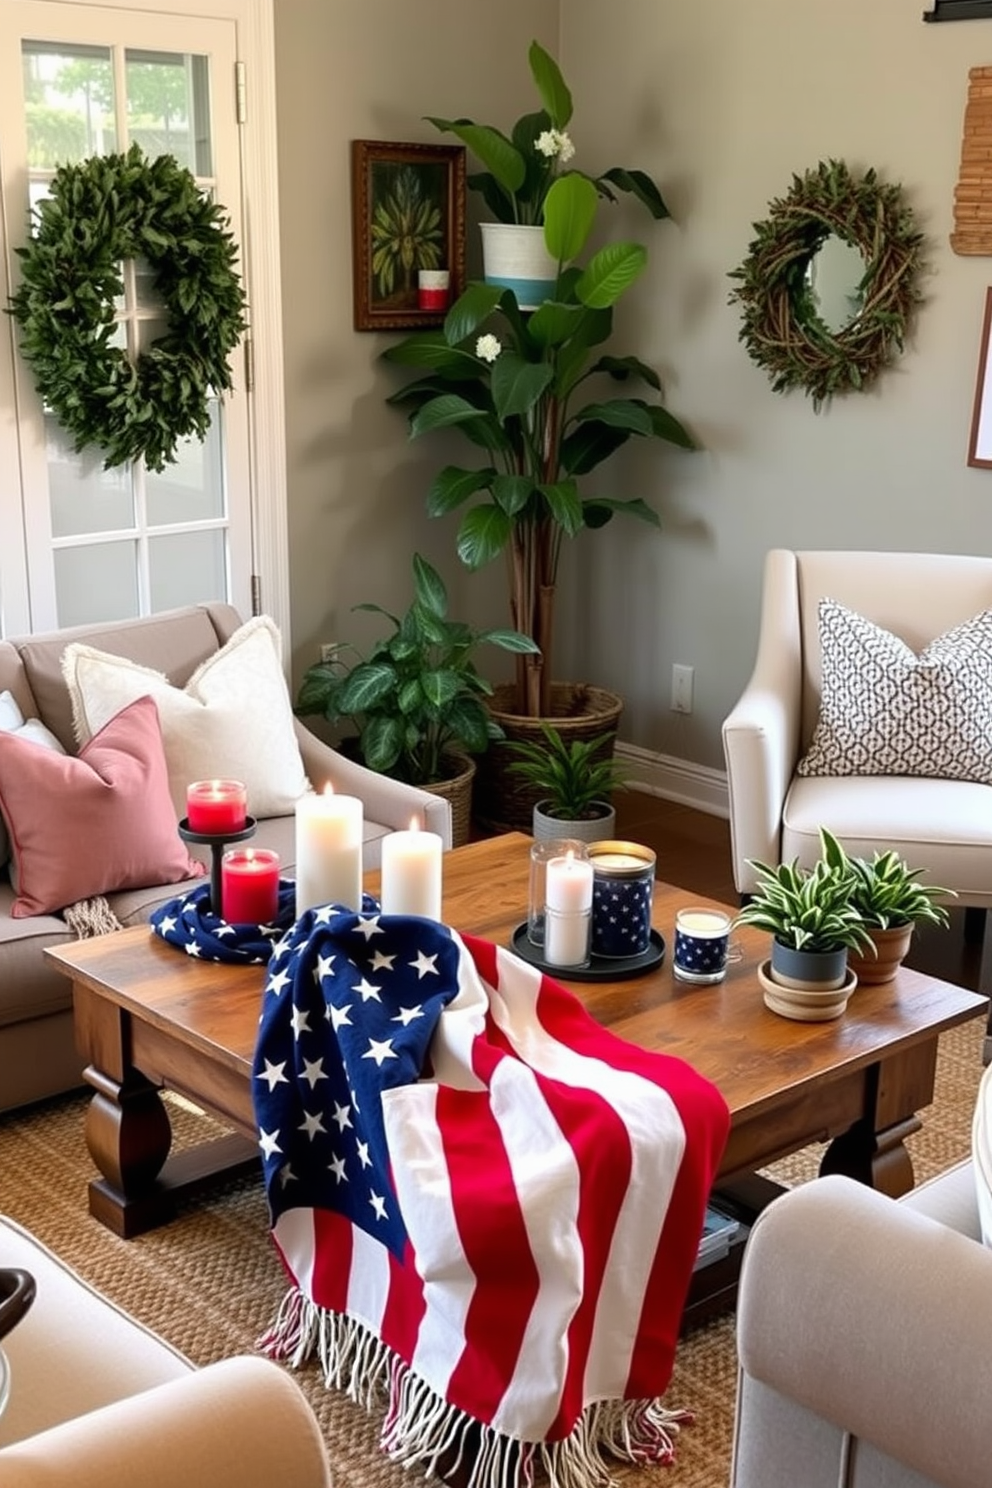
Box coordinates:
[0,0,289,645]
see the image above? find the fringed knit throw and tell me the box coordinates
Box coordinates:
[63,896,124,938]
[253,906,730,1488]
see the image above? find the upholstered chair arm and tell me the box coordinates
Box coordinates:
[722,548,803,895]
[732,1176,992,1488]
[294,719,452,846]
[0,1357,331,1488]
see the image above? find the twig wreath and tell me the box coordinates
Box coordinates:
[728,159,926,409]
[7,144,247,472]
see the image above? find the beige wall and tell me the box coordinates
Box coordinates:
[276,0,992,776]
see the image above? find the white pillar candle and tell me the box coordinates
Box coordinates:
[544,852,593,967]
[380,822,443,920]
[294,787,363,915]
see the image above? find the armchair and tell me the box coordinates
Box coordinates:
[722,547,992,913]
[731,1169,991,1488]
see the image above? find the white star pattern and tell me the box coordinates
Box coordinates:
[392,1005,424,1026]
[267,966,292,996]
[331,1102,353,1132]
[353,915,384,942]
[328,1154,347,1184]
[369,1191,387,1221]
[356,1140,372,1169]
[300,1057,327,1089]
[184,940,202,957]
[370,950,396,971]
[257,1059,289,1092]
[328,1003,352,1031]
[299,1109,327,1140]
[315,953,336,982]
[258,1128,282,1160]
[353,977,382,1003]
[362,1037,397,1067]
[290,1005,312,1038]
[410,950,439,979]
[159,915,177,934]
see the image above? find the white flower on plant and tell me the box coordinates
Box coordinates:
[476,333,502,364]
[535,129,575,163]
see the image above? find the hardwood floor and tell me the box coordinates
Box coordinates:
[613,789,988,998]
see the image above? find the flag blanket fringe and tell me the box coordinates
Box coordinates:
[252,906,729,1485]
[259,1285,694,1488]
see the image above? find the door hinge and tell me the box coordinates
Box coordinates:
[243,334,254,393]
[235,61,247,124]
[250,574,262,615]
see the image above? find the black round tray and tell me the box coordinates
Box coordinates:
[510,923,665,981]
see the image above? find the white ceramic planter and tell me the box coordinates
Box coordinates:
[480,223,558,310]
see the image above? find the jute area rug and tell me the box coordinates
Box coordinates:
[0,1015,983,1488]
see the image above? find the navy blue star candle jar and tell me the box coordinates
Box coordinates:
[589,841,656,959]
[673,907,733,985]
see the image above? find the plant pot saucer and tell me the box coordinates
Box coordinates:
[757,959,858,1022]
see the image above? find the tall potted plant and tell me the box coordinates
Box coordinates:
[294,554,537,846]
[383,41,695,729]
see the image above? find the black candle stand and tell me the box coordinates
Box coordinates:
[178,816,258,916]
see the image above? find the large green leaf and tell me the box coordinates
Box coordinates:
[647,404,697,449]
[412,553,448,618]
[491,354,553,421]
[428,465,496,516]
[422,669,462,708]
[526,299,587,350]
[582,496,662,529]
[492,473,536,517]
[528,40,573,128]
[540,479,584,535]
[477,628,541,654]
[576,242,647,309]
[457,504,513,567]
[599,167,670,220]
[559,421,631,476]
[362,715,404,774]
[543,174,598,264]
[425,118,525,194]
[444,282,505,346]
[592,354,662,391]
[336,662,396,713]
[411,393,496,438]
[574,398,655,436]
[382,332,480,376]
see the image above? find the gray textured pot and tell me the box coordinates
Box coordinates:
[769,940,849,991]
[532,800,616,844]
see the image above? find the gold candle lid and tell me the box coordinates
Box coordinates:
[587,840,657,875]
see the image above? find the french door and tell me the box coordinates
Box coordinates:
[0,0,286,638]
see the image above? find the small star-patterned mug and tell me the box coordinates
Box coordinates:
[673,908,740,984]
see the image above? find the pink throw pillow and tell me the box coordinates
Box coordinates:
[0,694,202,918]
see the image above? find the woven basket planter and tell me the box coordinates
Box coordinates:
[422,753,476,849]
[474,683,624,835]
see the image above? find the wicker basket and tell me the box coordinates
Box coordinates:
[474,682,624,835]
[423,753,476,848]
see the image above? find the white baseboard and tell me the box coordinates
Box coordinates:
[614,742,729,819]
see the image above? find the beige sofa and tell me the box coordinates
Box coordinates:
[0,1212,330,1487]
[731,1165,990,1488]
[0,602,451,1113]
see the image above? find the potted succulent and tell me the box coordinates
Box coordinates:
[294,554,537,846]
[734,828,875,1019]
[845,848,953,983]
[383,40,695,735]
[503,723,629,841]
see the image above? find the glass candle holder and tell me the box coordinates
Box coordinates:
[186,779,247,835]
[221,847,280,925]
[528,839,589,946]
[589,840,657,958]
[543,850,593,968]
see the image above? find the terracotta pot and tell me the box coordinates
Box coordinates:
[848,923,914,984]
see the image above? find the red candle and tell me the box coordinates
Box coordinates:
[186,779,248,835]
[221,848,280,924]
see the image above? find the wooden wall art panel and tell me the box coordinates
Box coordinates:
[952,65,992,255]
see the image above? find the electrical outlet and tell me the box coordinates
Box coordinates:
[319,641,336,663]
[671,663,694,714]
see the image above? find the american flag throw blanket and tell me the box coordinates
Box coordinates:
[253,906,729,1488]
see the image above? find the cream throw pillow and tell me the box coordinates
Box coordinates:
[62,616,310,820]
[0,689,66,868]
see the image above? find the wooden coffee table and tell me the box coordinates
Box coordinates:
[46,834,988,1266]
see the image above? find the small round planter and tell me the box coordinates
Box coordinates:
[479,222,557,310]
[762,940,856,1021]
[532,800,616,844]
[769,940,850,991]
[848,923,914,985]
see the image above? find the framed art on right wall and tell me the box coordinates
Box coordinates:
[968,287,992,467]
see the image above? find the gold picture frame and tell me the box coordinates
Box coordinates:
[351,140,466,332]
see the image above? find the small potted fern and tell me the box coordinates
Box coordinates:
[504,723,629,842]
[845,849,952,983]
[734,828,874,1019]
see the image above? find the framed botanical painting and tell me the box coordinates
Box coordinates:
[968,287,992,467]
[351,140,466,332]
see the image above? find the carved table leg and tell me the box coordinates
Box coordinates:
[83,1065,175,1237]
[819,1112,920,1197]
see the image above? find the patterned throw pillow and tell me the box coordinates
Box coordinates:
[797,599,992,782]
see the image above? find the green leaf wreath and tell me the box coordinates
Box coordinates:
[7,144,247,473]
[728,159,926,409]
